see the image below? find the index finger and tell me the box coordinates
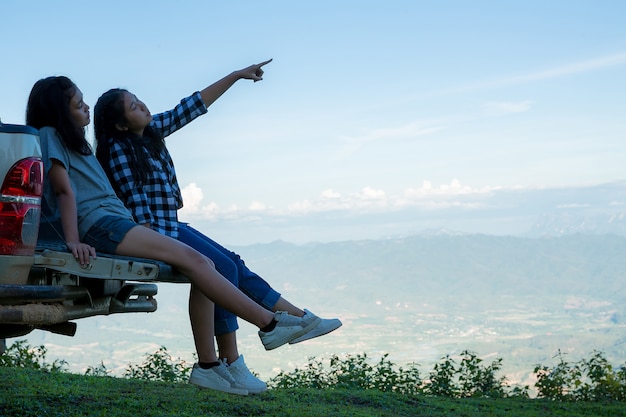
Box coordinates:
[258,58,273,67]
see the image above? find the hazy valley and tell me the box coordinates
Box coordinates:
[17,231,625,393]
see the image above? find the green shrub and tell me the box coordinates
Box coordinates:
[534,350,626,401]
[425,350,523,398]
[0,339,67,372]
[457,350,508,398]
[123,346,191,383]
[270,353,422,395]
[426,354,458,397]
[84,361,110,377]
[271,350,527,398]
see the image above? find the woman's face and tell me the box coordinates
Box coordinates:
[69,88,90,128]
[120,91,153,135]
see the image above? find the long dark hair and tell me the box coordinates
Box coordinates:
[94,88,166,186]
[26,76,92,155]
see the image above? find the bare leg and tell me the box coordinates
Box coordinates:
[216,332,240,364]
[116,226,274,328]
[189,284,218,363]
[272,297,305,317]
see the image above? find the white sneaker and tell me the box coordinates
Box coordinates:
[290,309,343,344]
[258,311,321,350]
[224,355,267,394]
[189,362,248,396]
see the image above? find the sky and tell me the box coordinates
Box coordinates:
[1,1,625,245]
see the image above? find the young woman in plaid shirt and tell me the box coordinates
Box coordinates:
[94,60,341,394]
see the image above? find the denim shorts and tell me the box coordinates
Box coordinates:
[83,216,137,254]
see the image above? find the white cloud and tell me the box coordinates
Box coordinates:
[403,179,496,198]
[288,187,388,213]
[357,186,386,200]
[180,179,506,221]
[179,182,203,213]
[181,179,626,227]
[179,182,219,218]
[249,201,267,211]
[321,189,341,199]
[556,203,591,209]
[389,180,501,211]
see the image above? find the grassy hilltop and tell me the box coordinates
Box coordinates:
[2,341,626,417]
[1,366,625,417]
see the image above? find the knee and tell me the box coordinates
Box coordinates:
[202,254,215,268]
[182,246,213,269]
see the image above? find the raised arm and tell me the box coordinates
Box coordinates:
[199,59,272,108]
[47,160,96,264]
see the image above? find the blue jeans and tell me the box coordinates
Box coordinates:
[177,223,281,336]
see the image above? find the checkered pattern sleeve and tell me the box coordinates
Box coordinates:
[150,92,208,138]
[107,141,155,226]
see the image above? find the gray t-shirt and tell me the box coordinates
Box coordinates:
[39,127,134,240]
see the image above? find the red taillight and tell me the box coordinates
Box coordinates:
[0,157,43,255]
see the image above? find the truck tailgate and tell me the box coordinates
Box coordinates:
[35,240,190,283]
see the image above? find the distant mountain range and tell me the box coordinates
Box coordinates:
[520,181,626,237]
[231,232,626,305]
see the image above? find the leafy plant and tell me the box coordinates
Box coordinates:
[457,350,508,398]
[426,354,458,397]
[84,361,110,377]
[534,350,626,401]
[0,339,67,372]
[534,349,578,400]
[270,353,422,395]
[270,356,329,389]
[123,346,191,383]
[270,351,528,398]
[370,354,422,395]
[577,350,626,401]
[425,350,526,398]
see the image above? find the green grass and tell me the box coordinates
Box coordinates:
[1,367,625,417]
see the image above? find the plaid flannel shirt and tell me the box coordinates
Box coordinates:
[106,92,207,238]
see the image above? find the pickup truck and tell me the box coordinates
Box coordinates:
[0,121,187,352]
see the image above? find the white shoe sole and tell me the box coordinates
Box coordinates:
[189,370,249,396]
[290,318,342,344]
[189,378,248,396]
[261,315,322,350]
